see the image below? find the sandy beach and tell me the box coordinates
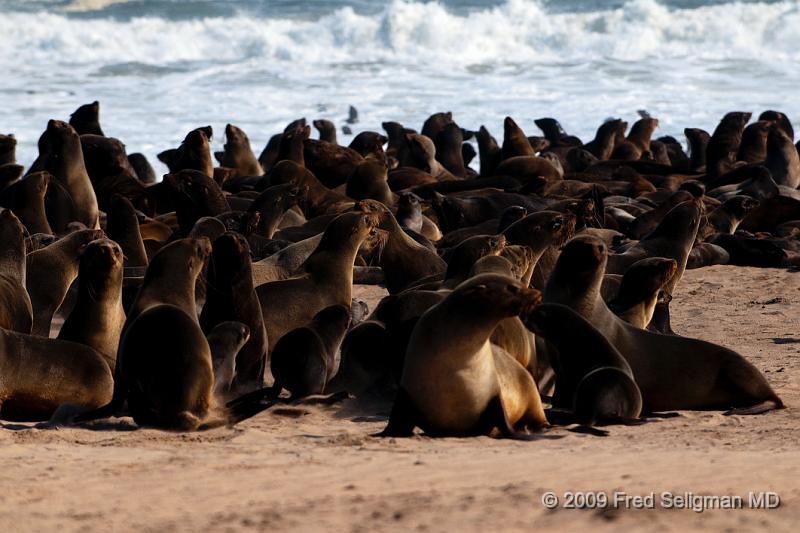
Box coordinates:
[1,265,798,532]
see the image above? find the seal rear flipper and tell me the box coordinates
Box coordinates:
[224,385,281,409]
[645,411,681,419]
[476,395,516,438]
[375,387,418,437]
[568,425,609,437]
[290,391,352,406]
[724,399,784,416]
[595,416,648,426]
[221,397,280,428]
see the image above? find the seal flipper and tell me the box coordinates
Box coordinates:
[647,301,674,335]
[724,400,783,416]
[475,394,516,437]
[568,425,609,437]
[376,387,418,437]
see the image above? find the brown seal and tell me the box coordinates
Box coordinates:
[207,321,251,399]
[0,171,53,235]
[584,119,627,160]
[34,120,100,232]
[69,101,104,136]
[270,304,351,398]
[160,127,214,177]
[219,124,264,177]
[0,330,113,421]
[127,153,157,184]
[356,200,446,294]
[501,117,535,159]
[607,257,677,329]
[611,117,659,160]
[380,274,547,437]
[0,209,33,333]
[313,119,337,144]
[200,232,268,393]
[26,228,104,335]
[256,211,379,354]
[544,234,783,414]
[524,303,642,428]
[57,238,125,371]
[106,194,148,267]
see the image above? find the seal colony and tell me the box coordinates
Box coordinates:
[0,103,792,436]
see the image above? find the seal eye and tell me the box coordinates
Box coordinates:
[551,220,562,230]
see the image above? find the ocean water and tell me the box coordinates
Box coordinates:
[1,0,799,172]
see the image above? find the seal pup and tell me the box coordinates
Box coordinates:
[524,304,642,428]
[26,228,106,335]
[0,209,33,334]
[57,238,125,371]
[607,257,677,329]
[200,232,268,393]
[545,234,783,414]
[380,274,548,437]
[270,305,351,398]
[207,321,251,400]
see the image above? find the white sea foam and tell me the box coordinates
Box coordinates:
[1,0,799,170]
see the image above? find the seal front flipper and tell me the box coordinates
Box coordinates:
[376,387,418,437]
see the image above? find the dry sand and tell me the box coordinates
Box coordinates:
[1,266,799,532]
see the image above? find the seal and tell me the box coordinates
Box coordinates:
[355,200,446,293]
[544,234,783,414]
[475,125,502,176]
[434,122,471,177]
[256,211,379,354]
[207,321,251,400]
[686,242,730,269]
[165,169,230,236]
[35,120,100,232]
[200,232,268,394]
[246,183,305,239]
[313,119,338,144]
[501,117,535,159]
[697,195,759,240]
[0,171,53,235]
[524,303,642,427]
[219,124,263,177]
[106,194,148,267]
[26,228,106,336]
[584,119,627,161]
[69,101,104,136]
[0,330,113,421]
[380,274,548,437]
[345,158,395,205]
[72,237,213,424]
[706,111,751,178]
[737,121,771,163]
[607,257,677,329]
[270,304,351,398]
[611,117,659,160]
[606,200,702,333]
[78,134,143,212]
[0,209,33,334]
[161,126,214,177]
[127,153,157,184]
[0,133,16,166]
[57,238,125,371]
